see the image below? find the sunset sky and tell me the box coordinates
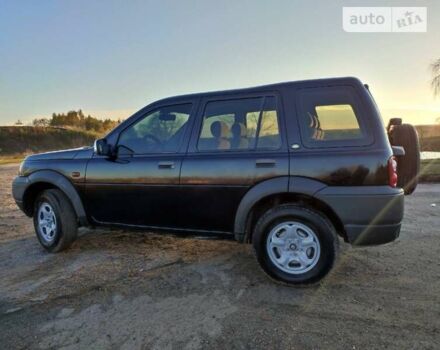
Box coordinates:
[1,0,439,126]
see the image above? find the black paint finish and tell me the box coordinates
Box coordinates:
[179,152,289,231]
[85,154,184,226]
[12,77,404,245]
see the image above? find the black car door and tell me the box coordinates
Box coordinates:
[178,93,289,233]
[84,101,196,227]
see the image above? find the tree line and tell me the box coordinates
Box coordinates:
[31,110,121,133]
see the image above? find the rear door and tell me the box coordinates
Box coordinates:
[179,92,289,233]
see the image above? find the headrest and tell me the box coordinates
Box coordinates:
[211,121,229,138]
[231,123,247,138]
[308,113,318,128]
[308,112,322,130]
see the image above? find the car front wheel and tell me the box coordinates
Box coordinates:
[33,189,78,252]
[253,204,338,285]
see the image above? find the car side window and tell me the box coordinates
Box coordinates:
[118,104,192,154]
[251,97,281,149]
[297,87,371,147]
[312,104,361,140]
[197,96,281,152]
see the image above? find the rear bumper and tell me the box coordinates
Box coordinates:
[344,223,401,245]
[316,186,404,246]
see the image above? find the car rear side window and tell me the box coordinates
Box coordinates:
[297,87,372,147]
[197,96,281,152]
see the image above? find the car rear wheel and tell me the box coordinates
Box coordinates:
[33,189,78,252]
[253,204,338,285]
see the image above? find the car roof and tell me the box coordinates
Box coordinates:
[151,76,364,105]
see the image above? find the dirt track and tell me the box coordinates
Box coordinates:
[0,163,439,349]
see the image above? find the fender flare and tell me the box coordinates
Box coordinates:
[26,170,88,226]
[233,176,328,241]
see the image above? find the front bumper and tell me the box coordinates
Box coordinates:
[316,186,404,246]
[12,176,30,212]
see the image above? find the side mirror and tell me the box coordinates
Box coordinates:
[94,138,111,156]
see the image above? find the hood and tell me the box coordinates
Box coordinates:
[25,147,93,161]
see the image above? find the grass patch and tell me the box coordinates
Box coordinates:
[0,126,97,157]
[0,156,24,165]
[419,159,440,182]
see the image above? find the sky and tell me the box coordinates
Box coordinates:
[0,0,439,126]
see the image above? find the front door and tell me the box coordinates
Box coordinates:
[179,94,289,232]
[85,102,195,227]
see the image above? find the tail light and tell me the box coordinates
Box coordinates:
[388,156,398,188]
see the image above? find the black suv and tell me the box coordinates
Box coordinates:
[12,77,420,284]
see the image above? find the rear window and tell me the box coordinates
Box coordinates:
[314,104,361,140]
[297,87,372,147]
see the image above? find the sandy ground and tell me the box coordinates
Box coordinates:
[0,163,439,350]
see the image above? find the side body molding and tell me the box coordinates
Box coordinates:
[234,176,328,241]
[27,170,88,226]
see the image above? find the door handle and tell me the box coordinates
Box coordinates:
[158,161,175,169]
[255,159,276,168]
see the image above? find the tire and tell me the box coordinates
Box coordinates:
[389,124,420,195]
[386,118,402,133]
[33,189,78,252]
[252,204,338,285]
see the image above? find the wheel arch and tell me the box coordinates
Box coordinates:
[234,176,347,243]
[23,170,88,226]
